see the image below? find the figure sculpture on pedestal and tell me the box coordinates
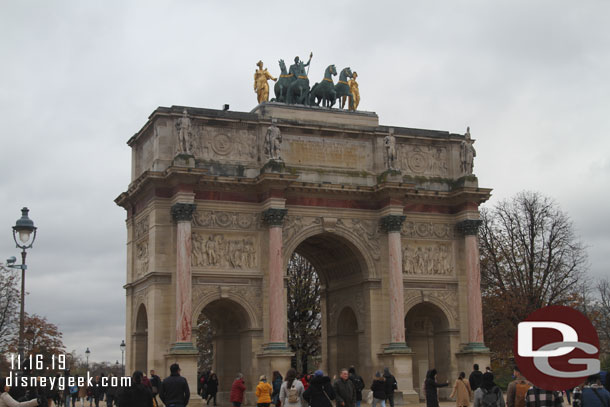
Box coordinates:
[176,109,193,155]
[384,128,397,170]
[265,119,282,161]
[254,60,277,104]
[460,126,476,174]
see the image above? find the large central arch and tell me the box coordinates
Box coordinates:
[287,231,372,375]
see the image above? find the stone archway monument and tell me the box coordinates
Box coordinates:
[116,102,491,405]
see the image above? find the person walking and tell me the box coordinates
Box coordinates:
[348,367,364,407]
[272,371,283,407]
[0,377,39,407]
[574,374,609,407]
[206,373,219,406]
[334,369,356,407]
[469,365,483,393]
[116,371,153,407]
[506,366,530,407]
[524,385,562,407]
[425,369,449,407]
[383,368,398,407]
[449,372,472,407]
[159,363,190,407]
[280,369,305,407]
[371,372,387,407]
[105,374,117,407]
[303,370,335,407]
[473,372,505,407]
[257,375,273,407]
[230,373,246,407]
[149,370,161,407]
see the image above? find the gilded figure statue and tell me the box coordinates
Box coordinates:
[348,71,360,111]
[254,60,277,104]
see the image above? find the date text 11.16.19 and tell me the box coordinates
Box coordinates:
[11,354,66,371]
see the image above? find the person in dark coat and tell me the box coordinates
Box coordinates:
[206,373,219,406]
[371,372,387,407]
[348,367,364,407]
[272,371,283,407]
[149,370,161,407]
[116,371,153,407]
[105,374,118,407]
[334,369,356,407]
[469,364,483,392]
[382,368,397,407]
[303,370,335,407]
[424,369,449,407]
[160,363,190,407]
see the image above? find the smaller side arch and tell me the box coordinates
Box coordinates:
[191,288,259,332]
[404,292,457,330]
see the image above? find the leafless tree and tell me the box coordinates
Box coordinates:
[287,252,321,373]
[595,278,610,363]
[479,191,588,367]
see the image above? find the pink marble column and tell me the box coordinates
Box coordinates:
[262,208,288,348]
[382,215,408,349]
[458,219,485,346]
[171,203,197,345]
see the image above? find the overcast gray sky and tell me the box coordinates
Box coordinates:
[1,0,608,364]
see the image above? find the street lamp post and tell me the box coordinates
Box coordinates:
[9,207,37,364]
[120,340,126,376]
[85,347,91,370]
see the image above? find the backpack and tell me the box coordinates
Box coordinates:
[288,382,299,403]
[351,376,364,392]
[481,387,499,407]
[514,382,529,407]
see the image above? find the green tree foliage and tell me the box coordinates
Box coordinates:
[479,191,588,369]
[287,252,321,373]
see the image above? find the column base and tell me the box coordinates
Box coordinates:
[165,347,201,404]
[383,342,412,353]
[460,342,490,353]
[169,341,198,354]
[263,342,290,351]
[456,344,491,378]
[257,346,294,383]
[378,349,418,404]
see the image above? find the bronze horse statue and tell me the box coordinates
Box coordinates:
[308,64,337,107]
[273,59,295,103]
[334,67,354,109]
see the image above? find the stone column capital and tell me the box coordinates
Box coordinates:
[381,215,406,233]
[262,208,288,227]
[171,203,197,222]
[457,219,482,236]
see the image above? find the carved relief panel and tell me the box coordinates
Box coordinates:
[192,232,258,270]
[193,210,259,230]
[186,125,257,163]
[402,241,453,276]
[336,218,381,260]
[134,241,149,279]
[282,215,322,243]
[397,144,449,177]
[401,220,454,240]
[133,214,150,280]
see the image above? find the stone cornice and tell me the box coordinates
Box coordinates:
[381,215,406,232]
[262,208,288,227]
[171,203,197,222]
[457,219,482,236]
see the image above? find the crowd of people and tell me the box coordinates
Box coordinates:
[3,363,609,407]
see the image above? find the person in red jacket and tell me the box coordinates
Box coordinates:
[231,373,246,407]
